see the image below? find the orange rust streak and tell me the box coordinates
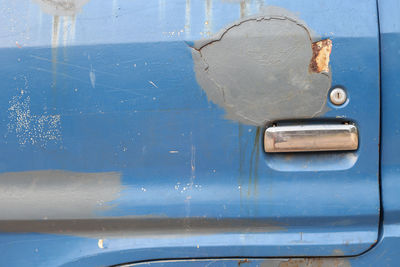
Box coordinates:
[238,259,250,266]
[310,39,332,73]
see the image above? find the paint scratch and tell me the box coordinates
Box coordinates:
[190,144,196,182]
[148,81,158,88]
[89,65,96,88]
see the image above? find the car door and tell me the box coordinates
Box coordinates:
[0,0,380,266]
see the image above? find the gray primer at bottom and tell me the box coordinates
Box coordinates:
[0,170,121,220]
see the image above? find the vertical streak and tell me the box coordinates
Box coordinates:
[185,134,196,219]
[70,15,76,42]
[62,16,69,47]
[190,144,196,184]
[254,127,261,197]
[112,0,119,17]
[185,0,191,37]
[51,15,60,49]
[204,0,212,36]
[158,0,166,22]
[51,16,60,90]
[238,124,244,211]
[240,0,250,19]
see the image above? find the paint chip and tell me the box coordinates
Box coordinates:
[98,239,104,249]
[309,39,332,73]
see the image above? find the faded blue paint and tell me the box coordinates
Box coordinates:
[0,0,386,266]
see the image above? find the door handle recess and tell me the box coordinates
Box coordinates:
[264,124,358,153]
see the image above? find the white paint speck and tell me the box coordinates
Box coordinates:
[7,94,62,147]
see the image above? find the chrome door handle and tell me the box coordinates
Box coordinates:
[264,124,358,153]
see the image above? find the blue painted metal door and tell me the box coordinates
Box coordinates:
[0,0,380,266]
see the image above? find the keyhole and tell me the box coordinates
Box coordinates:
[329,87,347,105]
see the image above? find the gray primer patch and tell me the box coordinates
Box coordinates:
[192,6,331,126]
[0,170,121,220]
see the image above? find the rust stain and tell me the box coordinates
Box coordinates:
[238,258,250,266]
[309,39,332,73]
[277,258,351,267]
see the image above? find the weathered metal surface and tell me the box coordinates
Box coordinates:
[0,0,382,266]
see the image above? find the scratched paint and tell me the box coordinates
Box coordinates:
[32,0,91,89]
[192,6,332,126]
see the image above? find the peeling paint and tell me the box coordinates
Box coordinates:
[192,6,331,126]
[33,0,90,47]
[98,239,105,249]
[0,170,121,220]
[310,39,333,73]
[33,0,90,16]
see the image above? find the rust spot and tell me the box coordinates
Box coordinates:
[238,259,250,266]
[309,39,332,73]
